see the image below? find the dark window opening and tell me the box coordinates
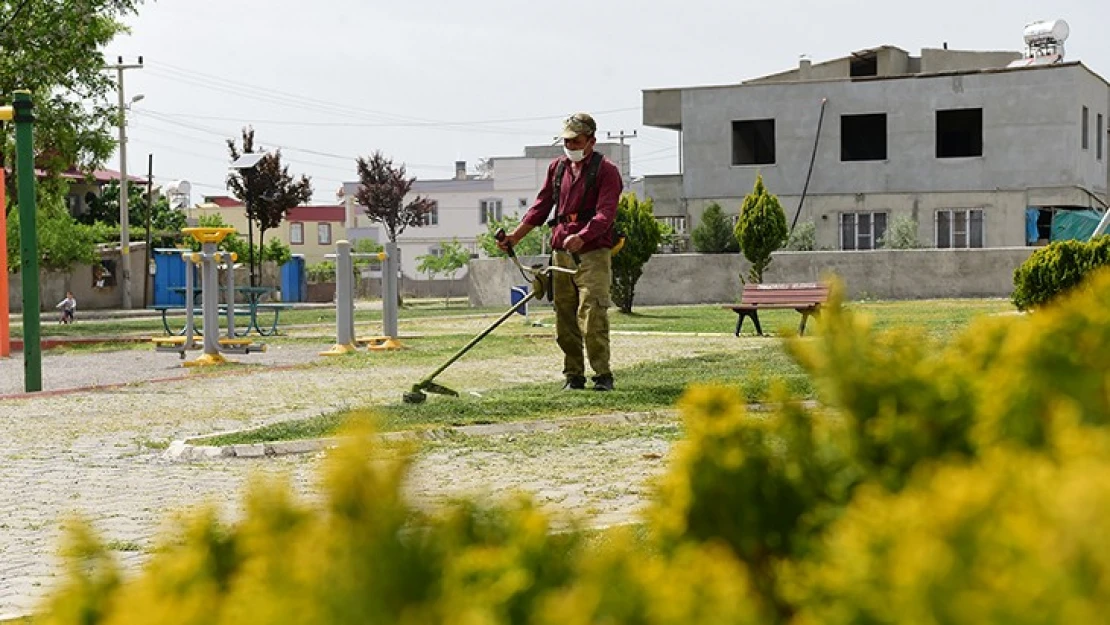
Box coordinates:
[850,53,878,77]
[1098,113,1104,160]
[936,108,983,158]
[841,113,888,161]
[731,119,776,165]
[1082,106,1090,150]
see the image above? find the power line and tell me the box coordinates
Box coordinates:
[146,60,640,129]
[143,68,559,136]
[134,107,643,130]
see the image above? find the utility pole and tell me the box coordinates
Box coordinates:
[144,153,154,308]
[106,55,143,309]
[606,129,637,187]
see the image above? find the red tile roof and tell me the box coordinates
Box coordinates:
[287,205,345,222]
[203,195,242,208]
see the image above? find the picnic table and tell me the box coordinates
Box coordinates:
[151,285,292,337]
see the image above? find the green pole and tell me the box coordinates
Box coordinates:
[14,90,40,392]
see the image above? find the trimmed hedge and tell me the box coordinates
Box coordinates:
[1012,236,1110,310]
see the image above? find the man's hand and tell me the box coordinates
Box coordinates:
[564,234,585,253]
[497,231,521,253]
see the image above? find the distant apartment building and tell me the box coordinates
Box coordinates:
[340,142,631,280]
[643,23,1110,250]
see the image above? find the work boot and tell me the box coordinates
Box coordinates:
[562,375,587,390]
[592,374,614,392]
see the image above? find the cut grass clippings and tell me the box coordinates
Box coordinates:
[198,346,809,446]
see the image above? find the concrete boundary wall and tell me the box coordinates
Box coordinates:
[467,248,1037,307]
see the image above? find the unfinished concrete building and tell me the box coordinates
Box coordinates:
[643,21,1110,250]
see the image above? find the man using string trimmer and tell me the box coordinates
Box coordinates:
[498,112,623,391]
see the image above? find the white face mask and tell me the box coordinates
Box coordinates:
[564,147,586,162]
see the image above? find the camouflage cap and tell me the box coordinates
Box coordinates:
[560,112,597,139]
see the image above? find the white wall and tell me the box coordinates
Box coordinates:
[397,158,550,279]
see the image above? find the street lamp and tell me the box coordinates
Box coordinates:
[229,152,267,288]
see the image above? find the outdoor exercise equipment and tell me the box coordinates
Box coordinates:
[152,248,199,357]
[319,240,390,356]
[0,92,41,391]
[363,241,404,351]
[402,229,576,404]
[151,227,265,366]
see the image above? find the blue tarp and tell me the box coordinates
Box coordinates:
[1050,209,1103,242]
[1025,208,1040,244]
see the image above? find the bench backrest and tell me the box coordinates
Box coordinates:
[741,282,830,306]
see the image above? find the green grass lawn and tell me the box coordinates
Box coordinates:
[198,345,806,446]
[193,296,1013,446]
[8,296,1013,341]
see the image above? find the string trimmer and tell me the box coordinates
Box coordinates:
[402,229,577,404]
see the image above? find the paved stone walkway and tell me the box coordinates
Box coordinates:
[0,334,754,617]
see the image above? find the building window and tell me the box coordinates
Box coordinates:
[1097,113,1103,160]
[479,198,502,224]
[936,108,983,158]
[841,113,887,161]
[290,222,304,245]
[317,222,332,245]
[658,216,688,234]
[731,119,776,166]
[839,211,887,250]
[1082,106,1090,150]
[419,201,439,226]
[935,209,984,248]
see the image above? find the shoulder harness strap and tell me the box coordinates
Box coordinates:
[551,153,605,222]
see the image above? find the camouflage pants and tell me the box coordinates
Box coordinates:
[552,248,611,379]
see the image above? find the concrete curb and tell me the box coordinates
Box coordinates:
[163,411,683,462]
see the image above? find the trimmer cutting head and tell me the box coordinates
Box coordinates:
[402,380,459,404]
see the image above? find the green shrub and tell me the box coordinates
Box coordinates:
[783,221,815,251]
[879,215,921,249]
[735,175,787,284]
[691,202,739,253]
[1011,236,1110,310]
[611,193,667,313]
[306,261,336,283]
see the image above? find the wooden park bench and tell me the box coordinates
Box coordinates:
[722,282,830,336]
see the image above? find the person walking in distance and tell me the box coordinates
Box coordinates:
[499,113,622,391]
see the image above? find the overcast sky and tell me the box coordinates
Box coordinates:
[105,0,1108,204]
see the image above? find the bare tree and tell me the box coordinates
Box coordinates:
[227,127,313,285]
[354,151,434,243]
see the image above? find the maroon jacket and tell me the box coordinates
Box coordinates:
[521,154,623,252]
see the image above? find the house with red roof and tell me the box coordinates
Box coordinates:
[193,196,349,264]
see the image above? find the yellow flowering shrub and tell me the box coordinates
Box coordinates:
[792,424,1110,624]
[34,269,1110,624]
